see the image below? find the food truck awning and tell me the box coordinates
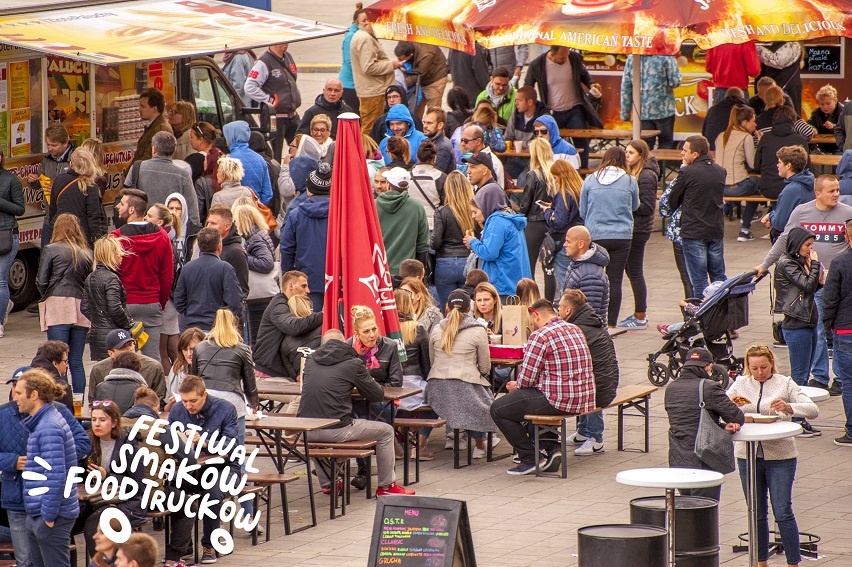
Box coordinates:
[0,0,346,64]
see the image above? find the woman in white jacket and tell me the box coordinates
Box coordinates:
[727,344,818,567]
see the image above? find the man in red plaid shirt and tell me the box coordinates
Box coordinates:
[491,299,596,475]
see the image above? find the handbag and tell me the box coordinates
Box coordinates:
[538,233,559,276]
[247,261,281,300]
[769,274,786,345]
[0,227,14,256]
[694,378,736,474]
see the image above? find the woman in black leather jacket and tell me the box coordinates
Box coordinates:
[520,138,555,290]
[431,171,477,310]
[774,227,821,389]
[82,235,133,361]
[36,213,92,393]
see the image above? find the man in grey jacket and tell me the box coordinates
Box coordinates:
[88,329,166,407]
[93,351,147,413]
[125,131,199,227]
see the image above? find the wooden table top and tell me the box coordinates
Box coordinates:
[650,149,686,160]
[811,133,836,145]
[490,357,524,366]
[811,153,841,166]
[258,383,421,401]
[560,128,661,139]
[246,415,340,431]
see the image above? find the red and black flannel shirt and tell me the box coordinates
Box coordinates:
[516,317,596,413]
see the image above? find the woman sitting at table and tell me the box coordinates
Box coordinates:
[88,518,122,567]
[347,305,403,490]
[726,344,818,567]
[82,400,146,558]
[716,105,761,241]
[426,289,498,460]
[165,327,205,404]
[399,276,443,336]
[472,282,502,338]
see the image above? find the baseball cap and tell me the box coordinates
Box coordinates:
[383,167,411,189]
[462,151,494,170]
[447,289,471,311]
[683,347,714,367]
[105,329,135,351]
[6,366,31,384]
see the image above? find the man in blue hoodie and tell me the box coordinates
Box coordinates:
[222,121,273,206]
[379,104,426,165]
[763,145,815,240]
[281,163,332,312]
[533,114,580,169]
[13,369,81,567]
[0,367,90,567]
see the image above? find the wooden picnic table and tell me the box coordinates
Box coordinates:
[257,382,420,403]
[811,153,842,167]
[560,128,661,143]
[811,133,837,145]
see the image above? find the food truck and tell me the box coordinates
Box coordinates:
[0,0,342,309]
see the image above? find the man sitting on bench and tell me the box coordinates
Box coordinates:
[298,330,414,497]
[490,299,596,475]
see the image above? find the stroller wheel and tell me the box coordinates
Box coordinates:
[648,362,670,386]
[710,364,730,390]
[668,358,682,380]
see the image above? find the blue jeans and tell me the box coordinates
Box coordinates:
[810,288,833,386]
[553,248,570,302]
[832,332,852,435]
[737,457,801,565]
[7,510,31,567]
[46,324,88,394]
[236,416,254,515]
[552,106,591,169]
[712,88,729,106]
[577,411,604,443]
[724,177,760,230]
[681,238,726,298]
[641,116,676,150]
[25,515,75,567]
[434,256,466,311]
[782,326,818,386]
[0,233,18,324]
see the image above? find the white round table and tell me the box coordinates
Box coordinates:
[617,468,724,567]
[732,422,802,567]
[799,385,830,403]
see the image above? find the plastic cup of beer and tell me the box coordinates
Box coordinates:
[73,394,83,417]
[504,140,512,152]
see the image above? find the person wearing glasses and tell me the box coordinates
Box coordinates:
[531,114,580,169]
[29,340,74,410]
[81,399,146,560]
[295,114,334,161]
[456,125,505,188]
[167,101,197,161]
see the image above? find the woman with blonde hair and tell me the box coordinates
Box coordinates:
[166,327,205,400]
[82,235,133,361]
[233,203,275,344]
[48,147,107,247]
[543,159,583,297]
[431,171,476,309]
[426,289,497,460]
[399,276,442,336]
[472,282,502,336]
[520,138,556,288]
[80,137,108,197]
[471,104,506,153]
[37,213,93,392]
[212,155,254,208]
[296,114,334,160]
[281,294,322,381]
[168,100,197,160]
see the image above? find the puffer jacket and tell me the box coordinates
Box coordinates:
[36,242,93,300]
[774,227,821,326]
[665,365,744,469]
[346,335,403,387]
[94,368,147,414]
[254,293,323,377]
[427,314,491,387]
[82,263,134,360]
[0,401,90,512]
[726,373,817,460]
[562,243,610,324]
[23,403,80,522]
[192,340,258,408]
[633,158,661,235]
[566,302,619,407]
[244,226,274,274]
[90,430,147,526]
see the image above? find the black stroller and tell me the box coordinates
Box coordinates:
[647,270,764,389]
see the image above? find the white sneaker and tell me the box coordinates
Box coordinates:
[472,446,486,459]
[0,323,5,338]
[567,431,588,445]
[445,435,467,451]
[574,438,605,456]
[490,436,500,449]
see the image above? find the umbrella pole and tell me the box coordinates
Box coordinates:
[632,55,642,141]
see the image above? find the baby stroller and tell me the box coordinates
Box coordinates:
[647,270,764,389]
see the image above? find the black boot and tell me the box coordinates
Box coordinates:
[350,466,367,490]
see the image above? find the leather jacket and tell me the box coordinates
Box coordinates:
[192,340,258,408]
[36,242,92,300]
[773,227,821,323]
[82,263,134,360]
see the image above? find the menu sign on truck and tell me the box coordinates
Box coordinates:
[368,496,476,567]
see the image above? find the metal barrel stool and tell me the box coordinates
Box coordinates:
[578,524,668,567]
[630,496,720,567]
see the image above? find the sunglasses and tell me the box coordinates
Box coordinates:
[460,138,480,144]
[534,129,549,135]
[92,400,114,408]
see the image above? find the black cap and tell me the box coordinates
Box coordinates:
[683,347,714,367]
[447,289,471,311]
[306,162,332,195]
[463,151,494,170]
[6,366,31,384]
[105,328,135,351]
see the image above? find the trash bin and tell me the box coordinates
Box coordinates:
[578,524,667,567]
[630,496,720,567]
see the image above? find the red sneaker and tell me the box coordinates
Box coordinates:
[322,480,343,495]
[376,483,415,496]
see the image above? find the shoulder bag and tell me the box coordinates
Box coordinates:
[694,378,736,474]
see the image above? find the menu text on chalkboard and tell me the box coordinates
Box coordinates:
[803,44,843,77]
[368,496,476,567]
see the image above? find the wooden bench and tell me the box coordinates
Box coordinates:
[309,448,375,518]
[525,384,659,478]
[245,472,300,536]
[394,417,446,485]
[722,195,777,222]
[232,485,268,545]
[0,542,76,566]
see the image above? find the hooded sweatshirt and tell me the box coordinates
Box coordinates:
[769,170,815,232]
[755,117,809,199]
[469,185,531,296]
[379,104,427,164]
[535,114,580,168]
[113,222,174,307]
[165,192,190,247]
[475,83,517,125]
[222,121,272,205]
[579,166,640,241]
[280,195,331,296]
[376,190,430,274]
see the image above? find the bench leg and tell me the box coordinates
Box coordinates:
[415,431,421,484]
[643,395,650,453]
[453,428,460,469]
[329,458,338,520]
[533,424,542,477]
[561,419,568,479]
[340,460,348,517]
[467,432,472,467]
[366,455,373,498]
[618,402,625,452]
[280,480,291,535]
[402,426,411,486]
[486,431,493,462]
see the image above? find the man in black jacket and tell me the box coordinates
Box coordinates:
[205,204,249,296]
[422,108,455,175]
[254,270,322,377]
[558,289,619,456]
[298,329,414,496]
[669,135,727,298]
[702,87,747,151]
[664,348,743,501]
[297,79,353,139]
[821,221,852,446]
[174,228,243,332]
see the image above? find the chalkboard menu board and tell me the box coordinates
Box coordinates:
[368,496,476,567]
[803,44,843,77]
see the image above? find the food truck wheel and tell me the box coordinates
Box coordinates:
[8,251,38,311]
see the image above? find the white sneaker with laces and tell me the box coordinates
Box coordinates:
[445,435,467,451]
[567,431,588,445]
[0,323,4,338]
[472,446,486,459]
[574,438,605,456]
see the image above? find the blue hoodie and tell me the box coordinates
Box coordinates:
[280,195,330,296]
[837,149,852,195]
[535,114,578,159]
[580,166,640,240]
[222,121,273,205]
[379,105,427,164]
[770,170,816,232]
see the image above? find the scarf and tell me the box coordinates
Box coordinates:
[353,336,381,369]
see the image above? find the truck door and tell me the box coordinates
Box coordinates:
[190,65,238,130]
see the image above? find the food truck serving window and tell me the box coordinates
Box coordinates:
[0,49,43,159]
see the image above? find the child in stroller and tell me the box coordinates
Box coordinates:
[656,281,724,337]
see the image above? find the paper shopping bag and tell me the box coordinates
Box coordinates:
[501,304,530,345]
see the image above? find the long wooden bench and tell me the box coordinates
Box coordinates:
[309,448,375,519]
[245,473,300,536]
[525,384,659,478]
[395,417,446,485]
